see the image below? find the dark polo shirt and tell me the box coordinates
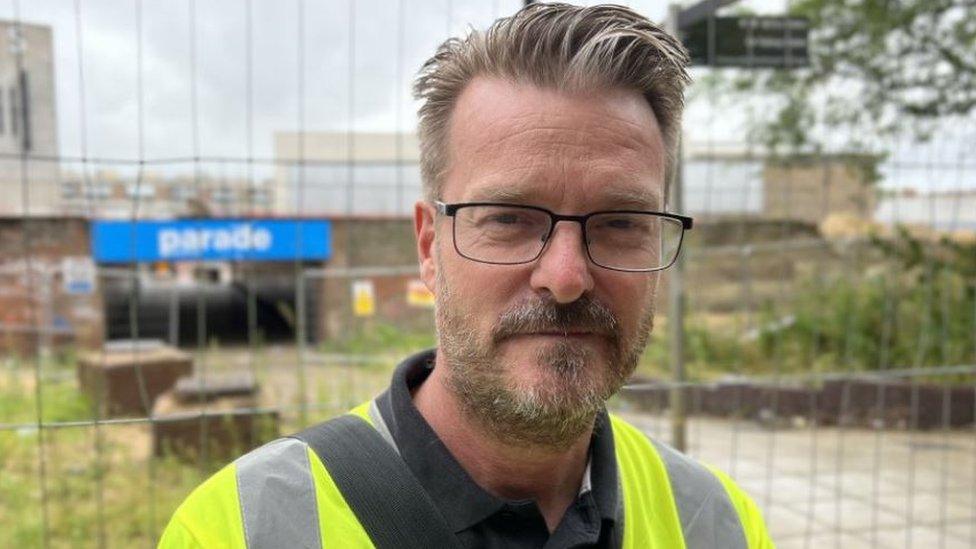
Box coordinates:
[374,349,622,549]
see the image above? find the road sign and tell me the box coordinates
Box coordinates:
[352,280,375,317]
[676,0,739,31]
[91,219,332,263]
[682,16,809,68]
[62,256,96,295]
[406,279,435,308]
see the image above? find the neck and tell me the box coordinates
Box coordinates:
[413,351,594,532]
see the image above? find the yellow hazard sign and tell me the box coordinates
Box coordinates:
[352,280,375,317]
[407,279,435,308]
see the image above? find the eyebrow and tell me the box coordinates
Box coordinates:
[467,185,534,203]
[601,186,664,210]
[467,184,663,210]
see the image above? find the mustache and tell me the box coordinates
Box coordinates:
[491,294,619,342]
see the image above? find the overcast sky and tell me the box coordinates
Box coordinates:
[2,0,972,191]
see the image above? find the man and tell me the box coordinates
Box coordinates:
[160,3,773,548]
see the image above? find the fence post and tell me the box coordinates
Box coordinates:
[296,266,308,426]
[168,283,179,346]
[667,3,688,454]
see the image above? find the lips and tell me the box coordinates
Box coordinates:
[511,330,604,338]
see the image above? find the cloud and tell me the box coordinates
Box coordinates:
[5,0,541,180]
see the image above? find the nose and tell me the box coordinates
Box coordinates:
[529,221,595,303]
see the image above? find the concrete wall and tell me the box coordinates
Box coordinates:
[273,132,422,216]
[764,156,878,225]
[0,21,60,216]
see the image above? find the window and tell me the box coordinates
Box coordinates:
[248,188,271,205]
[83,183,111,199]
[211,188,236,204]
[62,181,81,198]
[169,185,198,201]
[125,183,156,199]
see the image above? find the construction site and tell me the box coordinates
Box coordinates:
[1,1,974,547]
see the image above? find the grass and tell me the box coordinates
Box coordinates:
[0,358,93,426]
[0,356,216,547]
[0,424,210,547]
[317,322,436,357]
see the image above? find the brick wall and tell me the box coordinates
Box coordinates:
[0,217,103,356]
[316,217,433,341]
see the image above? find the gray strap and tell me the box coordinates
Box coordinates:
[236,438,322,549]
[651,440,747,549]
[293,414,463,549]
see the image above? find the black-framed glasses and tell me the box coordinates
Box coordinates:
[435,201,693,272]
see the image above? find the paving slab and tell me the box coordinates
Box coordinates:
[620,413,976,546]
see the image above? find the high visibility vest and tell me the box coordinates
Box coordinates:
[159,401,773,548]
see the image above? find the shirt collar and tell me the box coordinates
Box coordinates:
[579,458,593,496]
[374,348,619,533]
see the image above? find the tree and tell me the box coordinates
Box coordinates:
[709,0,976,152]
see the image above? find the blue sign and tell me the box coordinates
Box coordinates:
[92,219,332,263]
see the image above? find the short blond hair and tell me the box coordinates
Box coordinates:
[414,2,690,200]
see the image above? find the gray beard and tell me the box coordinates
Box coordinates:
[435,263,653,450]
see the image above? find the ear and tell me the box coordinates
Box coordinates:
[414,200,437,293]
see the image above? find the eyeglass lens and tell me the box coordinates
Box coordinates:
[451,204,683,271]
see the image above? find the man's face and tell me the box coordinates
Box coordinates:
[415,77,666,446]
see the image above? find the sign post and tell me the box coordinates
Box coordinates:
[666,1,809,453]
[666,3,689,454]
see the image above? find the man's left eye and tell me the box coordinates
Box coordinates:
[601,218,635,229]
[489,214,522,224]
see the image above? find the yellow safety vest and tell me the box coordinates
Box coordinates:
[159,401,773,548]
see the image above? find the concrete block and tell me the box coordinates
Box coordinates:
[151,373,278,462]
[76,340,192,417]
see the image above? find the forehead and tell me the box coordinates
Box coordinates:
[444,77,667,208]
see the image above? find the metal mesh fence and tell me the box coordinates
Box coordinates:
[0,1,974,547]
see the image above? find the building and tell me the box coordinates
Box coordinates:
[273,133,879,226]
[0,20,59,216]
[762,154,879,225]
[682,143,879,225]
[61,170,276,219]
[683,143,764,217]
[273,132,421,216]
[875,189,976,232]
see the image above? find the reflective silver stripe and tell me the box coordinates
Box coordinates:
[651,440,747,549]
[368,399,399,453]
[236,438,322,549]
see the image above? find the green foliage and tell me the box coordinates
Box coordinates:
[319,323,436,357]
[870,225,976,280]
[636,319,756,380]
[750,227,976,372]
[0,374,92,425]
[685,322,748,374]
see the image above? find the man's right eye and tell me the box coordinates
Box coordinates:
[485,213,522,225]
